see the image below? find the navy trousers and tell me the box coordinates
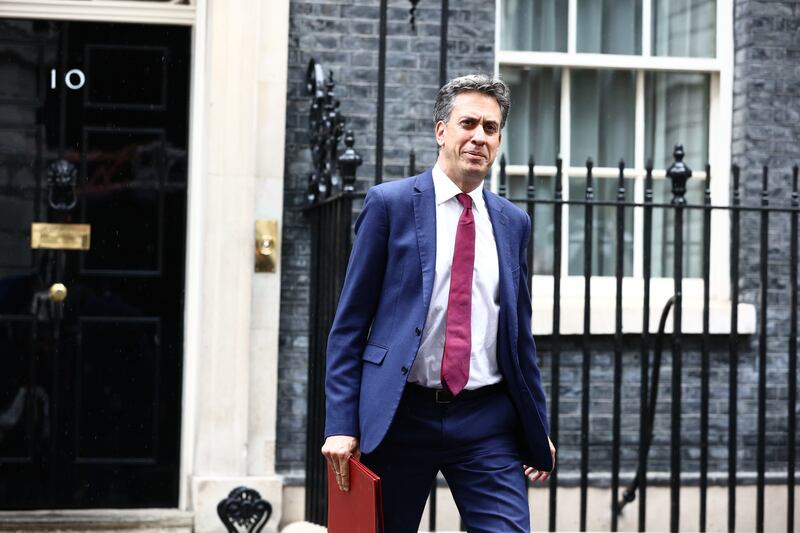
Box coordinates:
[362,385,530,533]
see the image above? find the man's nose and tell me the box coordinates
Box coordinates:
[472,125,487,144]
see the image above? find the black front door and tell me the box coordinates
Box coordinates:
[0,19,190,509]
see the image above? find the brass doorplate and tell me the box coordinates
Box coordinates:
[255,219,279,273]
[31,223,91,250]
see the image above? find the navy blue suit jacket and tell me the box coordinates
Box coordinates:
[324,168,553,471]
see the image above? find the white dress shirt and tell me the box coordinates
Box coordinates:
[408,164,503,389]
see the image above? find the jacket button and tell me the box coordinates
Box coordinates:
[401,366,408,375]
[415,327,421,336]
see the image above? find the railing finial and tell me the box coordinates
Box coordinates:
[667,144,692,205]
[338,130,362,193]
[306,58,360,205]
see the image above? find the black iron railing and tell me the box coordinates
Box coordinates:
[304,143,799,532]
[302,58,363,526]
[494,151,799,533]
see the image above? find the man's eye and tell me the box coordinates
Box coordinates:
[485,125,498,134]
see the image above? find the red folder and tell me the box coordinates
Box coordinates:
[327,457,384,533]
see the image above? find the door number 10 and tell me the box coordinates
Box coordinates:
[50,68,86,90]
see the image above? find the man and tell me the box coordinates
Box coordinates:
[322,74,555,532]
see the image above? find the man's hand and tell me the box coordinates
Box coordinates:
[321,435,361,492]
[523,437,556,482]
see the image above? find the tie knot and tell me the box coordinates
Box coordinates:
[456,193,473,210]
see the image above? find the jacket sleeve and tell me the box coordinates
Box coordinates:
[324,187,389,438]
[516,213,550,436]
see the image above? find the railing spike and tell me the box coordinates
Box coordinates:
[556,157,563,193]
[499,153,507,197]
[528,155,536,197]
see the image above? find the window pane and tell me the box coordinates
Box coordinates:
[501,66,561,165]
[645,71,709,171]
[500,0,568,52]
[577,0,642,55]
[507,175,557,275]
[568,177,635,276]
[571,69,635,167]
[652,0,716,57]
[650,178,704,278]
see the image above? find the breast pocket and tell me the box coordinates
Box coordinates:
[362,343,388,365]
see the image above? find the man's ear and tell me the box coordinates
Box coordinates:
[435,121,445,147]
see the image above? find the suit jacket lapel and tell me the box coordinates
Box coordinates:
[484,190,513,281]
[484,190,518,350]
[413,170,436,312]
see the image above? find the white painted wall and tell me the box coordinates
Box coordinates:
[184,0,290,531]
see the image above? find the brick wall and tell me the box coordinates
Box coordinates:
[277,0,496,474]
[730,0,800,481]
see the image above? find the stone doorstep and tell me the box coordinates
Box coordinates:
[0,509,193,531]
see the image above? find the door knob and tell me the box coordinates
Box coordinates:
[48,283,68,303]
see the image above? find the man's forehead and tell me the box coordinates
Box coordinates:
[451,92,501,120]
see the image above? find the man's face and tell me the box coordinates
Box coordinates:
[435,91,503,188]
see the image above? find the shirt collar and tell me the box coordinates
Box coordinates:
[432,163,485,214]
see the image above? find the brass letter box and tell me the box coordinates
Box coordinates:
[31,223,91,250]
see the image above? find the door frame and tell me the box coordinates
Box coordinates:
[0,1,292,523]
[0,0,206,512]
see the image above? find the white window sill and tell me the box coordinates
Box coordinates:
[529,276,756,335]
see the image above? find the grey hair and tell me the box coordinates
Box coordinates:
[433,74,511,128]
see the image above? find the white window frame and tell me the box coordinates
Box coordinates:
[494,0,754,334]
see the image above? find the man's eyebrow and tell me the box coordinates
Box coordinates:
[457,114,499,124]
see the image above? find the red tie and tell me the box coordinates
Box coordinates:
[441,193,475,396]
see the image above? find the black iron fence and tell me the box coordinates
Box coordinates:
[494,151,798,533]
[304,135,799,531]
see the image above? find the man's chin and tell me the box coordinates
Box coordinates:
[461,166,490,181]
